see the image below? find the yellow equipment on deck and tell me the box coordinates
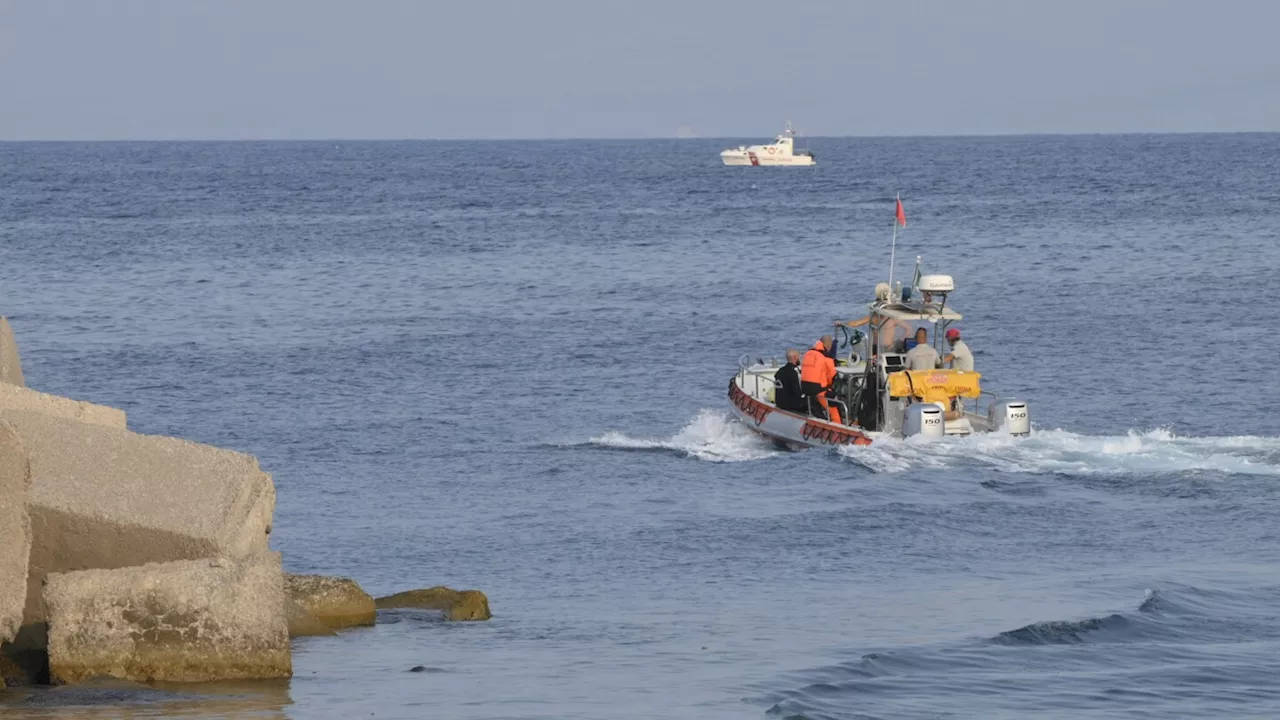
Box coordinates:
[887,370,982,405]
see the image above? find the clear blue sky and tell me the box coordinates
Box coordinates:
[2,0,1278,140]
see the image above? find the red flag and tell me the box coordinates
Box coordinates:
[895,197,907,227]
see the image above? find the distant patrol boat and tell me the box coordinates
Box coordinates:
[719,122,815,166]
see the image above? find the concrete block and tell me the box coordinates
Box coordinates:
[0,317,23,387]
[283,574,376,629]
[45,553,291,684]
[0,383,126,429]
[0,422,32,643]
[0,410,275,631]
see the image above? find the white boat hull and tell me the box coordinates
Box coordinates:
[720,149,815,167]
[728,369,1026,449]
[727,377,872,449]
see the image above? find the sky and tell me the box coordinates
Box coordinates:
[2,0,1279,140]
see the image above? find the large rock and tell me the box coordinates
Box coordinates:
[0,422,31,644]
[0,383,126,429]
[0,317,23,387]
[375,587,492,621]
[0,410,275,636]
[283,574,376,630]
[284,598,334,638]
[44,553,291,684]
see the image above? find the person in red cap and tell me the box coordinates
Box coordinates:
[942,328,973,371]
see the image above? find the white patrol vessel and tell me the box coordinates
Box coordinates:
[720,122,816,167]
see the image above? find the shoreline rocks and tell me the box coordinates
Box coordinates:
[7,410,276,634]
[0,422,31,645]
[45,553,291,684]
[284,574,376,630]
[0,317,23,387]
[375,587,492,621]
[0,317,491,688]
[285,599,335,638]
[0,383,127,429]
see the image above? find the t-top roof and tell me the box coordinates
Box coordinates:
[868,301,963,322]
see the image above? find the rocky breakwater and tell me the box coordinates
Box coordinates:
[0,422,31,654]
[44,554,290,684]
[0,317,491,689]
[0,317,280,685]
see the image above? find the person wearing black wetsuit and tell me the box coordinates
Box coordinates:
[773,348,808,413]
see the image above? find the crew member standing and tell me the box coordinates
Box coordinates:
[773,348,808,413]
[942,328,973,371]
[801,335,841,424]
[904,327,940,370]
[940,327,974,420]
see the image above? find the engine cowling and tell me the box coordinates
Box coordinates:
[988,400,1031,436]
[903,403,945,438]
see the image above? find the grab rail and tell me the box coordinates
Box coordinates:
[735,356,784,401]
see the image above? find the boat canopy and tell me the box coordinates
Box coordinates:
[864,301,962,322]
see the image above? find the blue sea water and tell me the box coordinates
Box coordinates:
[1,134,1280,719]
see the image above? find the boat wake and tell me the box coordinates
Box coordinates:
[582,409,781,462]
[839,427,1280,476]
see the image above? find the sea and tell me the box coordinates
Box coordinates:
[1,134,1279,719]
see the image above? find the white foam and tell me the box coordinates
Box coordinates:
[586,409,781,462]
[839,427,1280,476]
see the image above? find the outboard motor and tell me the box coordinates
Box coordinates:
[988,399,1031,436]
[903,403,945,439]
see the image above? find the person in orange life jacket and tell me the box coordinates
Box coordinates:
[800,335,841,424]
[772,348,808,413]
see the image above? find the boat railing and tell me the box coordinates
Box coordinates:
[736,354,782,401]
[962,389,1000,420]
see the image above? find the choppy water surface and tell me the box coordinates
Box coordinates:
[2,135,1280,718]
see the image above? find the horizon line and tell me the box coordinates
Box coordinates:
[2,129,1278,143]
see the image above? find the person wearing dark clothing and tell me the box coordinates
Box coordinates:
[773,348,807,413]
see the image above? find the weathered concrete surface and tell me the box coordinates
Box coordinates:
[285,598,334,638]
[375,587,492,621]
[45,553,291,684]
[283,574,376,630]
[0,409,275,634]
[0,317,23,387]
[0,422,32,645]
[0,383,126,429]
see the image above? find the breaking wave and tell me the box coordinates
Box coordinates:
[582,409,781,462]
[839,427,1280,476]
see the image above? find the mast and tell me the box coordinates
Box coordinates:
[887,193,900,290]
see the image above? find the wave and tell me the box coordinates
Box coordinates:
[838,427,1280,476]
[757,586,1280,718]
[993,612,1136,646]
[578,409,781,462]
